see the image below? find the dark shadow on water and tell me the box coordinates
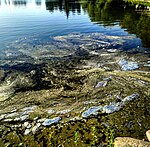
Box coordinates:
[81,0,150,48]
[45,0,81,18]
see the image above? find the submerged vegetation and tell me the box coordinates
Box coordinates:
[0,0,150,146]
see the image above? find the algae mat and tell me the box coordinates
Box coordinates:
[0,33,150,146]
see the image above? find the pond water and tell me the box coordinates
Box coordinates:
[0,0,150,53]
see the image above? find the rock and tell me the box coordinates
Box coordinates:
[24,122,31,129]
[95,81,107,88]
[24,129,31,135]
[114,137,150,147]
[102,102,122,114]
[146,130,150,142]
[42,117,61,126]
[82,106,102,118]
[122,93,139,103]
[32,123,41,134]
[118,59,139,71]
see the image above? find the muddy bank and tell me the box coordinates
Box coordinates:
[0,33,150,146]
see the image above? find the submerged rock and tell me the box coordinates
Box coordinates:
[42,117,61,126]
[102,102,122,114]
[122,94,139,103]
[82,106,103,118]
[95,81,107,88]
[118,59,139,71]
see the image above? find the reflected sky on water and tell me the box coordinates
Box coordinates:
[0,0,150,50]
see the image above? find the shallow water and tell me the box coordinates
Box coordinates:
[1,0,150,55]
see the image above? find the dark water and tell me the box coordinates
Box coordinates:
[0,0,150,52]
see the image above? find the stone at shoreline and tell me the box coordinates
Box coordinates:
[42,117,61,126]
[114,137,150,147]
[146,130,150,142]
[118,59,139,71]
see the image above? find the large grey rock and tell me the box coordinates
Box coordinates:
[114,137,150,147]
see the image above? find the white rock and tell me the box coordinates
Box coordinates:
[24,122,31,129]
[24,129,31,135]
[146,130,150,142]
[42,117,61,126]
[32,123,41,134]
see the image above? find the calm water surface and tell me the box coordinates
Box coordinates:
[0,0,150,51]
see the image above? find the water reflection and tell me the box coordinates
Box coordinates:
[81,0,150,48]
[4,0,26,6]
[35,0,41,5]
[45,0,81,18]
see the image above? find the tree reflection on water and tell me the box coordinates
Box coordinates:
[80,0,150,48]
